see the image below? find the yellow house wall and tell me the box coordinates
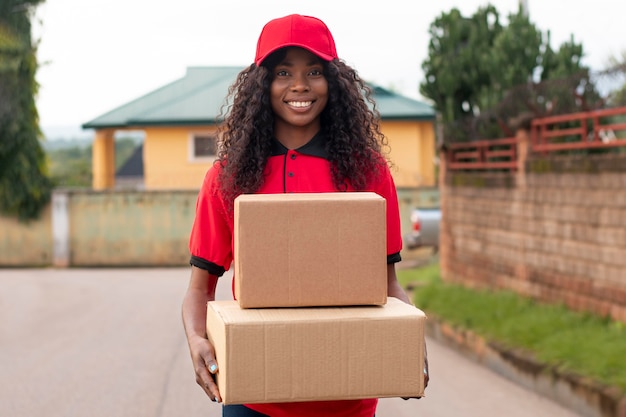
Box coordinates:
[101,119,435,191]
[381,120,436,188]
[143,126,217,190]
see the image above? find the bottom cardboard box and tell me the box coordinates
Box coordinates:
[206,297,426,405]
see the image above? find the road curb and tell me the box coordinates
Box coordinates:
[424,315,626,417]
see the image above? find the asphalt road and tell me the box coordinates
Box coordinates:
[0,268,583,417]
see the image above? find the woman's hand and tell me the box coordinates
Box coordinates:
[182,266,221,402]
[189,334,222,402]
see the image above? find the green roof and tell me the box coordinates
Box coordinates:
[369,85,435,120]
[82,66,434,129]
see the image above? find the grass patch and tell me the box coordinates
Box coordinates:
[397,263,626,394]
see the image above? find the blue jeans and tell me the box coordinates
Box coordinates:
[222,404,375,416]
[222,405,269,417]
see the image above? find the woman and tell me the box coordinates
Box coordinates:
[182,14,428,417]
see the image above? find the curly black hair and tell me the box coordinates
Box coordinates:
[216,51,390,205]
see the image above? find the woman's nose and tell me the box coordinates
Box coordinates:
[290,73,310,91]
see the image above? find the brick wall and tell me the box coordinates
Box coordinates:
[439,153,626,323]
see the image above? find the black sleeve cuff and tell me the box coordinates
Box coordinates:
[190,255,227,277]
[387,252,402,264]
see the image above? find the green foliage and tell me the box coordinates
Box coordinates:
[114,137,140,170]
[46,138,140,187]
[47,145,92,187]
[396,261,440,288]
[0,0,51,221]
[397,264,626,393]
[609,85,626,107]
[605,52,626,107]
[421,6,502,124]
[420,5,598,143]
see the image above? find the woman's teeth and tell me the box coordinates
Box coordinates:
[288,101,312,108]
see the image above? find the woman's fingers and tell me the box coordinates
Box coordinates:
[190,336,222,403]
[195,357,222,402]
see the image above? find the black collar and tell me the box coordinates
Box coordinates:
[270,131,329,159]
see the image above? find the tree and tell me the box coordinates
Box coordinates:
[605,51,626,107]
[420,5,597,143]
[420,6,505,128]
[0,0,51,221]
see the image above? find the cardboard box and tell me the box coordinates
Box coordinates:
[206,297,426,405]
[234,192,387,308]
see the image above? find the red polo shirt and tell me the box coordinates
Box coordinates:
[189,132,403,417]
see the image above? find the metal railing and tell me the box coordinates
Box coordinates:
[531,106,626,152]
[446,106,626,171]
[447,137,518,171]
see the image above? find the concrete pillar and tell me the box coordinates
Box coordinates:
[92,129,116,190]
[438,148,449,281]
[52,190,69,267]
[515,128,530,189]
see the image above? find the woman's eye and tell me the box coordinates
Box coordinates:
[276,70,288,76]
[309,69,323,76]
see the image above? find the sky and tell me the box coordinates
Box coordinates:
[32,0,625,136]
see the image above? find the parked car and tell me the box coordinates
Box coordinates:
[403,207,441,251]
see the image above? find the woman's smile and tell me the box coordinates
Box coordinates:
[286,100,314,108]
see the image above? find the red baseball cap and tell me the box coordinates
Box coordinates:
[255,14,338,66]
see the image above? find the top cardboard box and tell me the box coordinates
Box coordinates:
[234,192,387,308]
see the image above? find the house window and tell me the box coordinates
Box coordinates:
[190,133,217,161]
